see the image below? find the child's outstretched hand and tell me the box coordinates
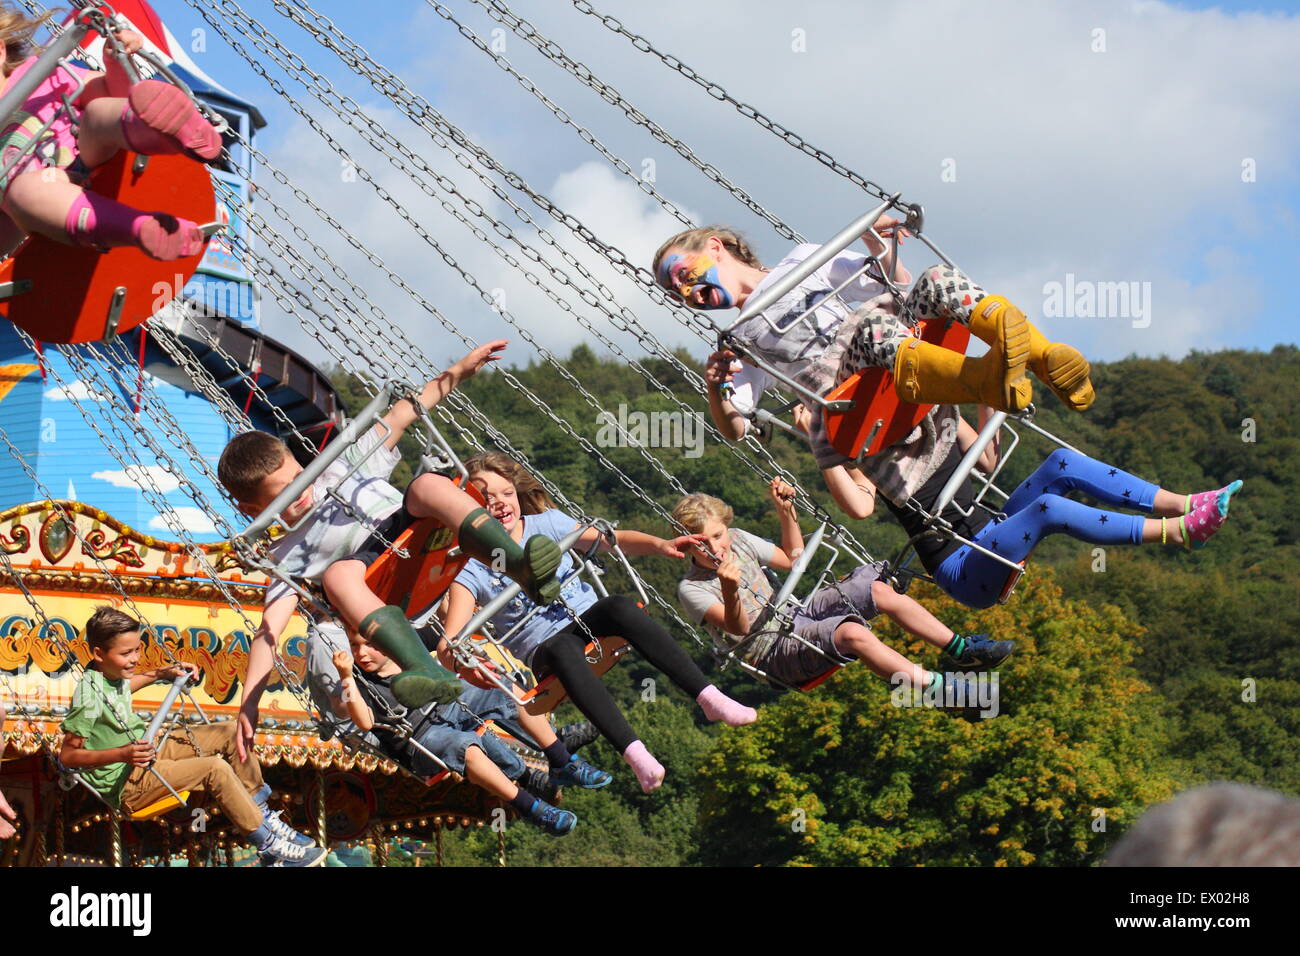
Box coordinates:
[332,650,354,679]
[157,661,199,683]
[659,533,709,559]
[453,340,507,381]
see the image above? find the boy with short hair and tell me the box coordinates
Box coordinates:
[59,606,324,866]
[219,340,565,757]
[672,480,1013,699]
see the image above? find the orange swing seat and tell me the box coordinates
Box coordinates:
[363,479,485,620]
[0,150,216,344]
[822,317,971,460]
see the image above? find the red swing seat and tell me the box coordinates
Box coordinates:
[822,317,971,460]
[0,151,216,344]
[363,480,486,620]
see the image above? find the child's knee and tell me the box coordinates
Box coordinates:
[834,622,878,655]
[408,471,454,501]
[321,558,365,595]
[869,578,897,611]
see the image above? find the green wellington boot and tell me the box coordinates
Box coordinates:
[359,605,462,708]
[457,507,563,605]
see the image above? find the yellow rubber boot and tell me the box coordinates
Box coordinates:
[967,294,1093,411]
[893,294,1033,412]
[1027,325,1094,411]
[893,335,1034,412]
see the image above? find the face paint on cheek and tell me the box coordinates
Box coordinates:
[660,253,734,309]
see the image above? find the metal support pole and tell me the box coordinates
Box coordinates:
[0,22,91,127]
[314,765,328,851]
[931,411,1007,519]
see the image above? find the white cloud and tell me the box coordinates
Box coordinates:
[241,0,1299,372]
[44,379,114,403]
[92,466,182,494]
[148,507,217,535]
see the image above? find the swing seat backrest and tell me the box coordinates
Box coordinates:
[0,152,216,344]
[822,317,971,460]
[521,636,630,717]
[364,480,485,619]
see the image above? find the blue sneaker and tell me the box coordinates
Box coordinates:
[526,799,577,837]
[550,755,612,790]
[262,808,315,848]
[946,634,1014,670]
[256,833,328,866]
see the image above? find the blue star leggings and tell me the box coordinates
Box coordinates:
[934,448,1158,608]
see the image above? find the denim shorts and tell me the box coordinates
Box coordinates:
[403,684,524,778]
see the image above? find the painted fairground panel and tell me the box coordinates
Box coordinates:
[0,501,528,866]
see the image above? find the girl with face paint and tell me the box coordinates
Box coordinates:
[652,223,1096,485]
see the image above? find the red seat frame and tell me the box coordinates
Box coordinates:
[0,151,215,344]
[363,479,485,620]
[822,317,971,460]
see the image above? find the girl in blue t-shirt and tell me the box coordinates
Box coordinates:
[441,452,757,793]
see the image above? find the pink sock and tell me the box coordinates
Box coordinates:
[1182,485,1240,550]
[120,82,221,161]
[64,192,203,260]
[622,740,665,794]
[697,685,757,726]
[1186,480,1243,515]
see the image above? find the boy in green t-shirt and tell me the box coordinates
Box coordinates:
[59,606,326,866]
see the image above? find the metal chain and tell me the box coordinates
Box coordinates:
[17,331,318,714]
[0,423,212,740]
[405,0,695,230]
[191,0,879,570]
[457,0,803,243]
[568,0,899,205]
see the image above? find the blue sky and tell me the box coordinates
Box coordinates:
[144,0,1298,368]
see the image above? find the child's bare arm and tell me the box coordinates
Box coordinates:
[821,464,877,520]
[331,652,375,730]
[710,560,751,636]
[769,478,803,565]
[59,733,152,770]
[378,340,507,450]
[236,593,298,760]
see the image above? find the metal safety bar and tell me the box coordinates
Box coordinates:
[887,407,1085,589]
[726,197,898,330]
[0,17,91,129]
[440,524,591,702]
